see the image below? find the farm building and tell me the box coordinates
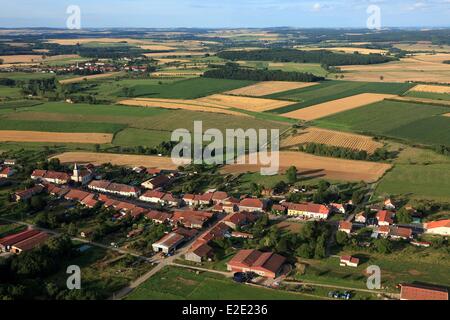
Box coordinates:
[10,232,50,254]
[389,226,413,240]
[286,202,330,220]
[146,211,172,224]
[340,256,360,268]
[0,229,48,254]
[14,184,45,202]
[185,223,230,263]
[338,221,354,235]
[141,175,171,190]
[152,232,186,254]
[239,198,267,213]
[227,249,286,279]
[400,283,448,300]
[424,220,450,236]
[31,169,71,185]
[88,180,140,198]
[223,212,258,230]
[171,211,214,229]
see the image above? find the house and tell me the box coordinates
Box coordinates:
[271,204,287,215]
[338,221,353,235]
[411,241,431,248]
[400,283,448,300]
[185,243,214,263]
[146,211,172,224]
[139,190,165,204]
[340,256,360,268]
[31,170,71,185]
[0,229,41,252]
[64,189,91,202]
[424,220,450,236]
[212,191,229,204]
[71,164,94,185]
[80,193,99,208]
[239,198,266,213]
[14,184,45,202]
[231,231,254,239]
[355,211,367,224]
[389,226,413,240]
[223,212,257,230]
[88,180,140,198]
[227,249,286,279]
[141,175,171,190]
[185,223,229,263]
[0,167,15,178]
[376,210,394,226]
[222,197,239,214]
[197,193,214,206]
[331,203,346,214]
[212,203,224,213]
[10,232,49,254]
[384,198,396,210]
[171,211,214,229]
[161,193,180,207]
[377,225,390,237]
[183,194,200,207]
[286,202,330,220]
[3,159,16,166]
[152,232,186,254]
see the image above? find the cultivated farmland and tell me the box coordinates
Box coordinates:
[59,72,124,84]
[223,151,391,182]
[409,84,450,94]
[0,131,113,144]
[225,81,319,96]
[117,98,250,117]
[52,152,189,169]
[314,100,450,146]
[282,93,395,121]
[266,81,413,114]
[196,94,297,112]
[281,127,383,153]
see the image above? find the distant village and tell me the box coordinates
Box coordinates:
[0,158,449,301]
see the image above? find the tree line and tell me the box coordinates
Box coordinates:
[203,63,324,82]
[216,49,395,66]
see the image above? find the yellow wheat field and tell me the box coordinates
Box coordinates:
[409,84,450,94]
[59,72,123,84]
[0,131,113,144]
[117,98,249,117]
[295,46,388,55]
[281,127,383,153]
[45,38,154,45]
[283,93,396,121]
[196,94,296,112]
[223,151,391,182]
[51,152,189,169]
[225,81,319,97]
[144,51,210,58]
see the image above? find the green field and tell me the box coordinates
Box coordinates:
[314,100,450,146]
[0,85,23,99]
[406,91,450,101]
[0,72,56,81]
[113,128,171,147]
[266,81,415,114]
[126,266,323,300]
[0,119,126,133]
[376,163,450,201]
[238,61,329,77]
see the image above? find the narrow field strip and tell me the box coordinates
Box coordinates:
[59,72,124,84]
[225,81,319,97]
[0,131,113,144]
[281,127,383,153]
[409,84,450,94]
[282,93,396,121]
[196,94,297,112]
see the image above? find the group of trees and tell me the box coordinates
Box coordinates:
[217,49,395,66]
[204,62,324,82]
[299,143,393,162]
[19,78,58,96]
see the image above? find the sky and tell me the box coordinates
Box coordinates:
[0,0,449,29]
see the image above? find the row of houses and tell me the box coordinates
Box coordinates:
[88,180,141,198]
[0,229,49,255]
[31,164,95,186]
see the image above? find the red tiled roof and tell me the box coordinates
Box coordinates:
[31,169,46,178]
[377,210,394,224]
[146,210,172,222]
[377,225,390,233]
[401,284,448,300]
[425,219,450,229]
[197,193,214,202]
[191,243,213,257]
[229,249,286,275]
[240,198,264,209]
[80,193,98,208]
[148,175,170,187]
[0,167,13,175]
[141,190,165,199]
[89,180,111,189]
[390,226,412,238]
[287,202,330,215]
[65,189,91,201]
[339,221,353,231]
[341,255,360,265]
[0,229,40,247]
[162,193,178,202]
[212,191,229,201]
[12,232,49,252]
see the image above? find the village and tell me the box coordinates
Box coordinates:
[0,156,448,301]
